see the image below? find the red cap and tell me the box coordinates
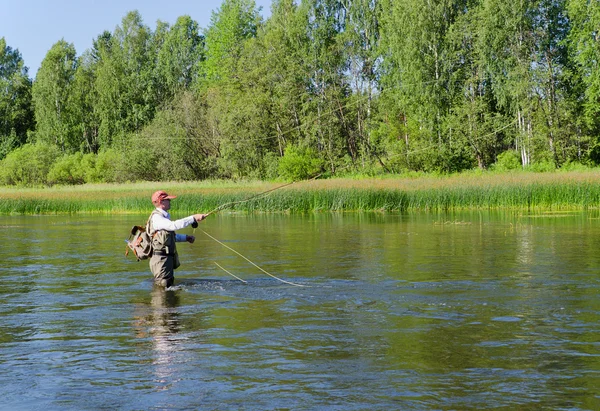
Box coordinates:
[152,190,177,205]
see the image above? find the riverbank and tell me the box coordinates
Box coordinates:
[1,170,600,214]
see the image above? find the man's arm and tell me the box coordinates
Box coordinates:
[152,213,196,232]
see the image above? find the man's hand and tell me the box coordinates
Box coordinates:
[193,213,208,222]
[186,235,196,244]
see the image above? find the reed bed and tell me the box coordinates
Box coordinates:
[1,170,600,214]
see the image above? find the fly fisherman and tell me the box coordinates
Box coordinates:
[147,190,207,287]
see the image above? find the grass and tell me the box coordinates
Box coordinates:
[1,170,600,214]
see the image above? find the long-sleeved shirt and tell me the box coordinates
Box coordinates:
[150,208,195,242]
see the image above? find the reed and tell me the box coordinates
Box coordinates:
[1,170,600,214]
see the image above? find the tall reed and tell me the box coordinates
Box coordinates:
[1,171,600,214]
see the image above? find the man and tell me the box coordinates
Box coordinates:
[147,190,207,287]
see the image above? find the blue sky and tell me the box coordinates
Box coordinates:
[2,0,273,77]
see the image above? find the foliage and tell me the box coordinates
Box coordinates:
[567,0,600,131]
[47,152,87,184]
[0,142,60,186]
[94,148,128,183]
[0,38,34,158]
[155,15,204,101]
[201,0,262,86]
[2,2,600,185]
[31,40,79,152]
[278,145,324,180]
[493,150,522,171]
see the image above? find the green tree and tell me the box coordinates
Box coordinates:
[476,0,540,167]
[95,11,155,146]
[155,15,204,102]
[301,0,351,173]
[441,1,508,170]
[379,0,467,172]
[567,0,600,133]
[123,91,220,181]
[201,0,262,86]
[530,0,575,166]
[339,0,383,170]
[69,50,102,153]
[198,0,265,177]
[0,38,34,158]
[256,0,311,155]
[32,40,79,152]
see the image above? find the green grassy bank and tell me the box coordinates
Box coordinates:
[1,171,600,214]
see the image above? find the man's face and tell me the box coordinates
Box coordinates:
[160,199,171,211]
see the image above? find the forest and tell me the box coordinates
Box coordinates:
[1,0,600,186]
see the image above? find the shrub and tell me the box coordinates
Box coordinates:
[0,142,61,186]
[528,159,556,172]
[47,153,86,185]
[80,153,98,183]
[493,150,521,171]
[278,146,324,181]
[262,151,281,180]
[95,148,128,183]
[560,161,590,172]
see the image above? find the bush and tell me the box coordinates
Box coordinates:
[80,153,98,183]
[493,150,521,171]
[47,153,86,185]
[278,145,324,181]
[262,151,281,180]
[0,142,61,186]
[559,161,590,172]
[0,130,20,160]
[95,148,128,183]
[528,159,556,172]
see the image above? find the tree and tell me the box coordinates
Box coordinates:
[197,0,265,177]
[530,0,574,166]
[155,15,204,102]
[70,50,102,153]
[123,91,220,181]
[201,0,262,86]
[94,11,155,146]
[379,0,468,172]
[301,0,351,173]
[339,0,383,169]
[567,0,600,133]
[32,39,79,152]
[257,0,312,155]
[0,38,34,158]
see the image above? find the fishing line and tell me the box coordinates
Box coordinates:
[201,229,308,288]
[213,262,247,284]
[193,172,324,287]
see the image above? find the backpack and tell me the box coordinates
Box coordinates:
[125,225,154,261]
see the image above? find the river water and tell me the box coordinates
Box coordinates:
[0,212,598,410]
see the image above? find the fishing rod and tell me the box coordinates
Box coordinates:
[205,172,323,217]
[190,172,322,227]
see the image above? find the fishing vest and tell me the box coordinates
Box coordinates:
[146,210,179,267]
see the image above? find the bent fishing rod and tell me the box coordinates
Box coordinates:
[206,172,323,217]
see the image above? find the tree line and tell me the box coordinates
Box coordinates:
[1,0,600,185]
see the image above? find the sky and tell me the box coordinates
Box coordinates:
[2,0,273,77]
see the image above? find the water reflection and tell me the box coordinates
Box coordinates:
[134,287,182,391]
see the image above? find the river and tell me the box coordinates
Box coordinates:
[0,212,598,410]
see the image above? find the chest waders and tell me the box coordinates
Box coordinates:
[147,211,180,287]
